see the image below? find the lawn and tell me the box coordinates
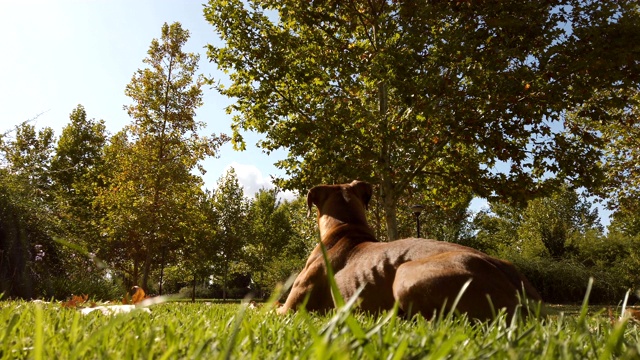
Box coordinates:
[1,296,639,359]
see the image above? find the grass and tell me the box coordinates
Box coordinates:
[0,297,639,359]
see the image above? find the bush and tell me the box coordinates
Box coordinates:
[177,274,253,300]
[178,285,220,299]
[37,274,124,301]
[510,256,632,304]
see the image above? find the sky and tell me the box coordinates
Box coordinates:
[0,1,611,226]
[0,0,292,198]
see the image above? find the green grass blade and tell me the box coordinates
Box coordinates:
[69,313,133,358]
[430,333,468,359]
[1,292,636,359]
[600,319,628,359]
[53,237,109,270]
[620,289,630,320]
[447,278,472,319]
[390,338,409,360]
[157,344,178,360]
[319,241,346,308]
[578,277,594,326]
[221,303,248,360]
[319,285,365,340]
[3,313,20,352]
[33,304,43,360]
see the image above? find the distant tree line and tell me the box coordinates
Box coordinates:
[2,120,639,303]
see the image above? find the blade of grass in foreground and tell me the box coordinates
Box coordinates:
[601,317,628,359]
[578,277,594,326]
[316,239,383,358]
[446,278,472,319]
[2,313,20,354]
[221,300,248,360]
[3,298,639,358]
[33,303,43,360]
[391,338,409,360]
[599,289,632,359]
[318,241,346,308]
[69,312,136,359]
[620,289,630,321]
[578,277,601,359]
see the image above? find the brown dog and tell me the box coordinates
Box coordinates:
[278,180,542,320]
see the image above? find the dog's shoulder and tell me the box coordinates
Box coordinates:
[303,248,325,268]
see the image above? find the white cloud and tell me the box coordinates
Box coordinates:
[278,189,298,202]
[224,162,298,202]
[225,162,271,195]
[468,197,489,213]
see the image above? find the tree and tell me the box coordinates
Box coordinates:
[473,186,601,259]
[609,206,640,238]
[578,89,640,215]
[517,186,601,259]
[210,168,248,299]
[171,188,221,300]
[0,122,59,298]
[51,106,107,192]
[244,188,294,296]
[94,131,143,284]
[204,0,640,240]
[472,202,525,256]
[96,22,228,291]
[0,122,55,193]
[50,105,107,248]
[392,187,475,243]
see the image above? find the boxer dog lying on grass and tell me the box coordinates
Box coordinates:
[277,180,542,320]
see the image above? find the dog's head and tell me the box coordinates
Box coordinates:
[307,180,373,230]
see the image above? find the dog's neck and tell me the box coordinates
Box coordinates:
[318,215,344,239]
[317,215,376,245]
[305,215,377,269]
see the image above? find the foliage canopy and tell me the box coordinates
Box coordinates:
[204,0,640,239]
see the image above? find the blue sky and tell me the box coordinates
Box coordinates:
[0,1,611,226]
[0,0,289,198]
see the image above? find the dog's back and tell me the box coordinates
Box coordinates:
[331,237,541,317]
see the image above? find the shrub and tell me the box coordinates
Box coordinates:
[510,256,631,304]
[38,274,124,301]
[178,285,219,299]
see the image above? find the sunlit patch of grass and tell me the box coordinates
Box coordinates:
[1,290,639,359]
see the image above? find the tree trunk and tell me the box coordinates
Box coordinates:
[141,248,152,292]
[192,273,196,303]
[223,263,228,300]
[132,259,140,287]
[380,178,399,241]
[377,81,399,241]
[373,186,382,240]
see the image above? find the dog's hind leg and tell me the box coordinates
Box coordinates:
[392,252,520,320]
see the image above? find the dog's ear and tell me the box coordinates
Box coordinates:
[350,180,373,210]
[306,185,327,217]
[306,188,316,217]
